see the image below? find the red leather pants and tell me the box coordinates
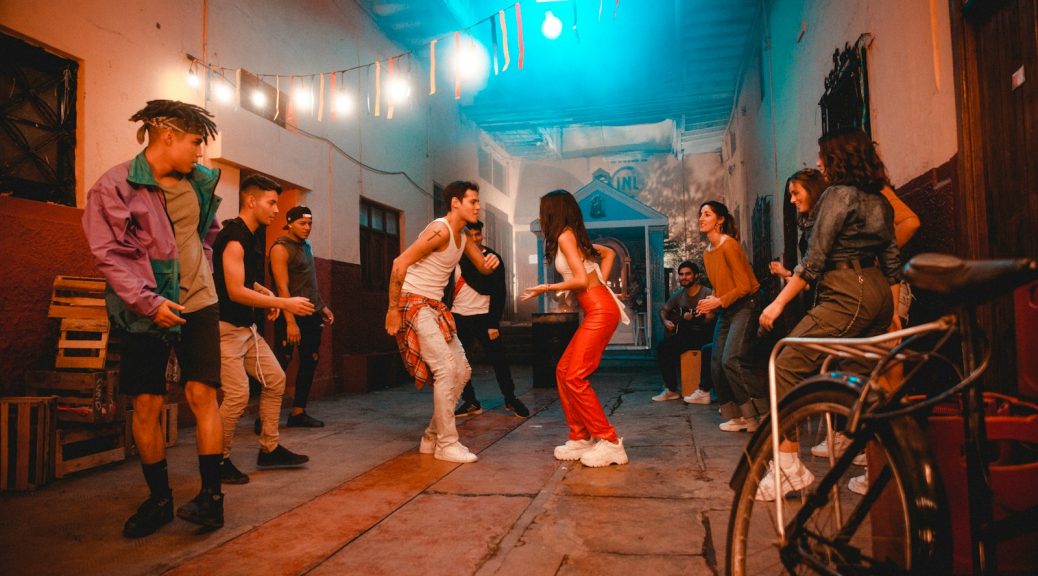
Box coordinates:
[556,286,620,442]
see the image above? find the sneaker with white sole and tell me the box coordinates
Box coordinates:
[754,455,816,501]
[553,438,596,461]
[719,417,759,432]
[848,470,868,495]
[810,433,867,466]
[579,438,629,467]
[683,389,711,404]
[434,443,478,463]
[652,389,681,402]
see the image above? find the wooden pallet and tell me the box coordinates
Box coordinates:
[55,423,125,479]
[24,369,121,424]
[1,396,57,492]
[48,276,107,320]
[48,276,114,370]
[125,403,178,457]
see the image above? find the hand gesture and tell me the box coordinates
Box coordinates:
[321,307,335,326]
[286,321,302,346]
[769,261,791,278]
[696,295,721,315]
[759,301,785,332]
[520,284,550,302]
[385,308,401,335]
[151,300,187,328]
[483,253,500,271]
[488,328,500,340]
[283,296,315,317]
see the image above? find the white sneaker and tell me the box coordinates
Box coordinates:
[683,389,711,404]
[579,438,629,467]
[434,443,478,463]
[553,438,596,461]
[810,433,867,465]
[755,455,816,501]
[848,470,868,495]
[719,417,759,432]
[419,435,435,454]
[652,389,681,402]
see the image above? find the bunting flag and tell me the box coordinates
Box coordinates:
[515,3,525,70]
[454,32,461,100]
[429,39,437,95]
[286,75,296,125]
[317,72,325,121]
[273,74,280,121]
[374,60,381,116]
[387,57,395,120]
[491,15,499,75]
[499,10,510,72]
[235,69,242,109]
[330,71,337,119]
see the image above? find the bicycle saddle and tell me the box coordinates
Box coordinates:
[904,253,1037,305]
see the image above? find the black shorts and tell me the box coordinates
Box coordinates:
[119,303,222,396]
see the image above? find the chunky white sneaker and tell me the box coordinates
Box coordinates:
[579,438,629,467]
[419,435,435,454]
[652,389,681,402]
[434,443,478,463]
[848,470,868,495]
[810,433,867,465]
[683,389,711,404]
[553,438,596,461]
[755,455,816,501]
[720,417,759,432]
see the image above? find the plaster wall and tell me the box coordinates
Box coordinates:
[727,0,958,259]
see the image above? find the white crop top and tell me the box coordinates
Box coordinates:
[554,249,631,325]
[402,218,467,300]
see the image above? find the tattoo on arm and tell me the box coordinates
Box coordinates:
[427,229,442,241]
[388,270,404,308]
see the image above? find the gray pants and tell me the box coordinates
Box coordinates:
[775,266,894,398]
[714,295,768,420]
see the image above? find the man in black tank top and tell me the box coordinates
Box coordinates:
[270,205,335,428]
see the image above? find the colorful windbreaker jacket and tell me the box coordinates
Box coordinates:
[82,151,221,337]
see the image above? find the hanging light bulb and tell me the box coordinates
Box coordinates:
[541,10,562,39]
[186,64,200,89]
[250,89,267,109]
[293,87,313,111]
[213,80,233,103]
[386,75,411,104]
[334,91,353,115]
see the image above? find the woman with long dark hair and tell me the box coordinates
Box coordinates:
[695,201,766,431]
[754,127,902,501]
[522,190,630,468]
[770,168,828,280]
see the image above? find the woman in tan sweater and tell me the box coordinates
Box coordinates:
[695,201,766,431]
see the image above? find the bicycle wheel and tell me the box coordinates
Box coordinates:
[726,378,949,575]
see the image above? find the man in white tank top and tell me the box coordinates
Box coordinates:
[385,181,500,464]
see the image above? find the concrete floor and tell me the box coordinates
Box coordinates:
[0,364,750,576]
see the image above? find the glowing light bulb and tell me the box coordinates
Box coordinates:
[334,92,353,115]
[542,11,562,40]
[213,81,233,104]
[250,90,267,109]
[387,76,411,104]
[293,89,313,111]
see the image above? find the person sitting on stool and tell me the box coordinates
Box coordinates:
[652,261,715,402]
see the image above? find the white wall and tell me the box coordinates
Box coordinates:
[1,0,486,265]
[726,0,958,258]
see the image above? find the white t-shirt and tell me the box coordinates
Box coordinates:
[401,218,466,300]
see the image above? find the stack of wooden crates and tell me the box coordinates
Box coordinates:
[6,276,178,488]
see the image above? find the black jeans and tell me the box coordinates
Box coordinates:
[454,313,516,404]
[656,330,711,392]
[274,313,323,409]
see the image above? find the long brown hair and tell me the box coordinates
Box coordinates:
[540,190,599,263]
[817,128,890,194]
[699,200,740,241]
[785,168,827,214]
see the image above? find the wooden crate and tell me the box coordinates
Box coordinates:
[1,396,57,492]
[55,423,125,479]
[25,369,121,424]
[125,403,179,456]
[48,276,107,320]
[680,350,702,397]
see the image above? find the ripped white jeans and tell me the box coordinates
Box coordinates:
[413,307,471,449]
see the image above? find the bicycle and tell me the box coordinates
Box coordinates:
[725,253,1038,575]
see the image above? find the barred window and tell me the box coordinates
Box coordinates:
[359,199,400,290]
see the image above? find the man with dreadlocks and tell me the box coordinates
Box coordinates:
[83,100,226,537]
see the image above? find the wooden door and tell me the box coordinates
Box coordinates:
[952,0,1038,391]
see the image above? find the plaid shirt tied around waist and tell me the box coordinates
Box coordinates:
[395,292,457,389]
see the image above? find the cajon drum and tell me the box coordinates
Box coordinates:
[680,350,702,397]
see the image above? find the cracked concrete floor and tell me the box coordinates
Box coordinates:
[0,364,750,575]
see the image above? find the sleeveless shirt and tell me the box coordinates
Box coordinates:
[402,218,467,300]
[554,249,631,325]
